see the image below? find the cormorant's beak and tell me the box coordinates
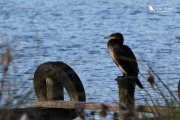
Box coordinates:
[103,36,115,40]
[103,36,110,39]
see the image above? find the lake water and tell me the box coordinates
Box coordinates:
[0,0,179,110]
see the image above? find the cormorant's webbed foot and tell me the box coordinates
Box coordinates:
[123,74,126,77]
[117,74,126,78]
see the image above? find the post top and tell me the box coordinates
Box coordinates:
[115,76,136,81]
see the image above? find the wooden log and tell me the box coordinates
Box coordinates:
[34,100,175,113]
[116,76,135,120]
[34,100,118,111]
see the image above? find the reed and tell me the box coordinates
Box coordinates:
[0,47,179,120]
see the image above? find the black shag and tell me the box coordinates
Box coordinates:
[104,33,144,89]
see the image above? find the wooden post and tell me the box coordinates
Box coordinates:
[116,76,135,120]
[46,78,67,120]
[46,78,64,100]
[178,80,180,101]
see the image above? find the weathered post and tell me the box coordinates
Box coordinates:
[178,80,180,101]
[46,78,64,100]
[116,76,135,120]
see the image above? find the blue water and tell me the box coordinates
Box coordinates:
[0,0,179,109]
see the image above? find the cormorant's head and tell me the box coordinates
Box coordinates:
[104,32,124,44]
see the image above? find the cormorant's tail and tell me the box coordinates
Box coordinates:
[135,77,144,89]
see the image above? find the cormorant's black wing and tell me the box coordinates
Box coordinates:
[108,43,143,89]
[111,44,144,89]
[110,44,139,76]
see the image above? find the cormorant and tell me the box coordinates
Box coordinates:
[104,33,144,89]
